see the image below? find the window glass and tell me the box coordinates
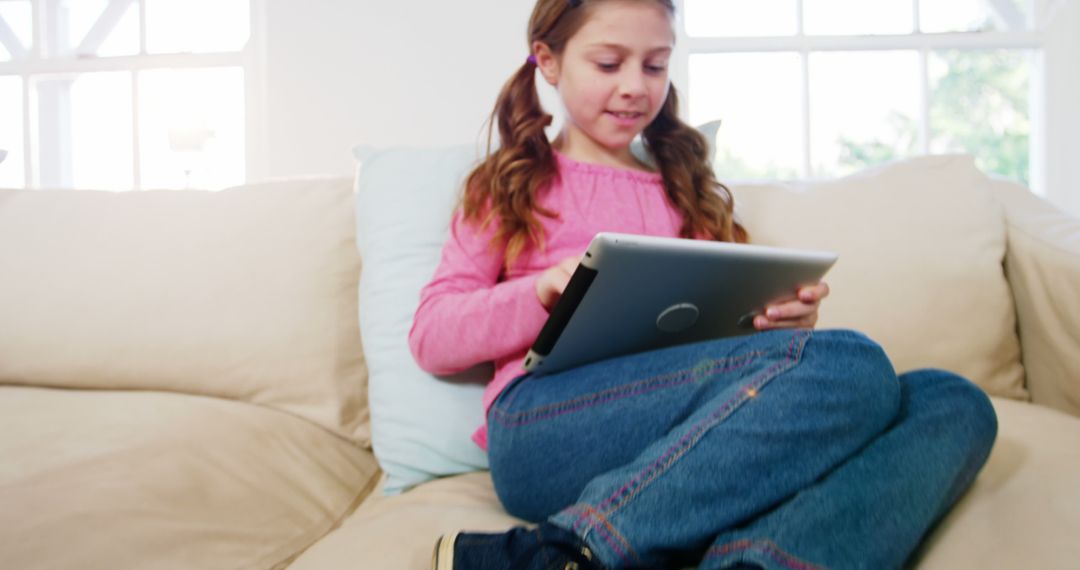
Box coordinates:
[920,0,1030,33]
[146,0,250,54]
[0,1,33,61]
[689,53,803,180]
[62,0,140,57]
[809,51,921,178]
[929,49,1031,185]
[139,67,245,190]
[684,0,798,37]
[803,0,914,35]
[0,76,24,187]
[32,72,134,190]
[70,72,134,189]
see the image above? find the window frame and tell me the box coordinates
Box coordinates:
[671,0,1054,196]
[0,0,266,190]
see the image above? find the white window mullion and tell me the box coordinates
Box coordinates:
[32,0,44,59]
[914,0,930,155]
[797,0,811,178]
[22,74,33,186]
[800,51,812,179]
[0,52,247,75]
[131,69,141,189]
[137,0,147,54]
[684,32,1041,54]
[245,0,269,183]
[918,49,930,155]
[24,0,44,186]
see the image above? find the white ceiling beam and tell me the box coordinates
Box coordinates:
[0,15,27,58]
[75,0,135,56]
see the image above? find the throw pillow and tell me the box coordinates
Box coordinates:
[354,145,490,494]
[730,155,1026,399]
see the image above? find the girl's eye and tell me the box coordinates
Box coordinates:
[597,63,619,71]
[645,64,668,74]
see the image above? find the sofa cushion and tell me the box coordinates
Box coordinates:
[288,471,524,570]
[986,178,1080,416]
[731,155,1026,400]
[0,386,380,570]
[287,398,1080,569]
[0,178,370,444]
[912,398,1080,567]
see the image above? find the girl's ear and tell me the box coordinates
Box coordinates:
[532,41,560,87]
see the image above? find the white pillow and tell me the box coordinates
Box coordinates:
[354,145,491,494]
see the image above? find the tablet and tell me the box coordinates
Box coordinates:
[522,232,838,374]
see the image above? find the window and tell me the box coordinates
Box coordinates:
[0,0,257,191]
[677,0,1042,192]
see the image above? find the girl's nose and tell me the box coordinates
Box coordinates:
[619,69,647,98]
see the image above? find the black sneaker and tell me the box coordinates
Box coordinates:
[432,522,606,570]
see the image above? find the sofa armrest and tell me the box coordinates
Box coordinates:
[987,179,1080,416]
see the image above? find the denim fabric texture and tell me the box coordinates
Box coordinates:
[487,329,997,570]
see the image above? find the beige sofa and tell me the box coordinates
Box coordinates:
[1,152,1078,569]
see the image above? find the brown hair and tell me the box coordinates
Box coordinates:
[462,0,747,269]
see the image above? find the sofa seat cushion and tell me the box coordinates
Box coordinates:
[912,397,1080,568]
[287,398,1080,569]
[288,470,523,570]
[0,386,379,570]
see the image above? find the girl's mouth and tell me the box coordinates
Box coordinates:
[606,110,645,126]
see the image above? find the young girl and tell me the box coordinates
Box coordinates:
[410,1,997,568]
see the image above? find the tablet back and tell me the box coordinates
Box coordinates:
[523,233,837,374]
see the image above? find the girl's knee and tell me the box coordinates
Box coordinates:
[807,329,900,423]
[903,368,998,452]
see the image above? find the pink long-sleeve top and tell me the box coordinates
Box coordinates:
[408,150,687,449]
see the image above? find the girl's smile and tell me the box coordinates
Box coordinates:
[605,109,647,128]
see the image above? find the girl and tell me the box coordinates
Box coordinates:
[409,0,997,568]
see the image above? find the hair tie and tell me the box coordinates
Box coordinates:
[527,55,537,65]
[568,0,583,7]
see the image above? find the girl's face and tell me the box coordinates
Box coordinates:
[535,1,674,164]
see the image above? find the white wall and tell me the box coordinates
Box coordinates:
[1040,0,1080,215]
[258,0,1080,217]
[261,0,536,180]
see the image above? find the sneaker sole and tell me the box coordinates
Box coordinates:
[431,531,459,570]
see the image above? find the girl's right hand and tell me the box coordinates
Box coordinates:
[535,255,583,310]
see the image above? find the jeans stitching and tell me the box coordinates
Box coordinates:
[580,330,810,525]
[560,504,639,565]
[491,351,764,428]
[706,538,827,570]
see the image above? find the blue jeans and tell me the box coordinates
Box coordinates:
[487,329,997,569]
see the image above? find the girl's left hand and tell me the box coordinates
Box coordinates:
[754,281,830,331]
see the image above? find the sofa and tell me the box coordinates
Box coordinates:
[1,148,1078,570]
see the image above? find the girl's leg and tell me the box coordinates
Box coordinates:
[486,329,901,569]
[699,369,997,570]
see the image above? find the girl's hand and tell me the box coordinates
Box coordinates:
[536,255,583,311]
[754,281,830,331]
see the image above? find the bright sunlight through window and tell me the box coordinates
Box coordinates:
[0,0,251,191]
[683,0,1036,188]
